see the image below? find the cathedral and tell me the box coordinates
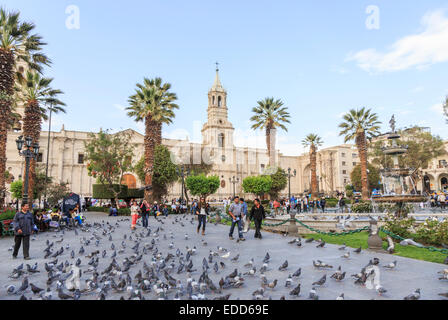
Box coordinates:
[5,68,362,202]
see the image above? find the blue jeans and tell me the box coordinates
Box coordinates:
[198,215,206,231]
[229,217,243,239]
[141,214,148,227]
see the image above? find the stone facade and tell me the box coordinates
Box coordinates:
[5,70,380,203]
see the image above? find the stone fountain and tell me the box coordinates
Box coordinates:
[372,115,427,217]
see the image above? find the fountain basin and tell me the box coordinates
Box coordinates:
[372,195,427,203]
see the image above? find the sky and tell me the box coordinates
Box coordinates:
[4,0,448,156]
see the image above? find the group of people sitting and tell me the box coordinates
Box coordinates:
[33,205,85,232]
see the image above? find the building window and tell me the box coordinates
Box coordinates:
[37,153,43,163]
[342,170,347,175]
[218,96,222,107]
[344,179,347,184]
[218,133,224,148]
[352,153,358,158]
[342,161,346,166]
[261,164,265,173]
[353,162,357,166]
[78,154,85,164]
[341,153,346,157]
[212,96,215,105]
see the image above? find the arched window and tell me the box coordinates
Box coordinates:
[212,96,215,106]
[218,96,222,107]
[121,174,137,189]
[218,133,225,148]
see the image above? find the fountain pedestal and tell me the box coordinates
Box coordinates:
[288,212,299,236]
[367,220,384,252]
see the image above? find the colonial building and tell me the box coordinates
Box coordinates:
[5,69,379,203]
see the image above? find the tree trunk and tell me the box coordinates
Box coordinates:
[310,144,318,200]
[266,123,276,168]
[0,49,15,210]
[356,129,370,200]
[21,100,42,205]
[144,116,157,203]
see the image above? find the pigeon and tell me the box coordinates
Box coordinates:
[341,252,350,259]
[231,254,240,262]
[278,260,288,271]
[383,261,397,269]
[285,275,293,287]
[289,284,301,296]
[338,243,346,250]
[308,287,318,300]
[262,253,270,263]
[404,289,420,300]
[336,293,345,300]
[264,279,278,290]
[292,268,301,278]
[316,240,326,248]
[312,274,327,286]
[376,285,387,296]
[353,247,362,254]
[30,283,44,295]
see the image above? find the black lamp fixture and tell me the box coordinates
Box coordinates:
[16,136,40,205]
[286,168,297,200]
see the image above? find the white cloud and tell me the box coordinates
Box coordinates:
[347,9,448,73]
[431,102,444,115]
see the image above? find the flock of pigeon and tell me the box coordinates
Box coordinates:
[1,213,447,300]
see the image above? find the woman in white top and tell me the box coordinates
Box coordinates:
[130,200,140,230]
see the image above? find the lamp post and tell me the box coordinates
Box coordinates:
[229,176,239,198]
[176,165,190,204]
[285,168,297,200]
[43,107,53,209]
[16,136,40,205]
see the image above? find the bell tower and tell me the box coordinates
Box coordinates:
[202,64,234,149]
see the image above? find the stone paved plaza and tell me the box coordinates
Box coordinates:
[0,212,447,300]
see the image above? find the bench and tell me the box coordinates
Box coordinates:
[0,220,15,237]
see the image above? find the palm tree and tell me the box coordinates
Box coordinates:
[0,8,50,208]
[15,71,65,203]
[250,97,290,167]
[302,134,323,200]
[339,107,381,200]
[127,77,178,202]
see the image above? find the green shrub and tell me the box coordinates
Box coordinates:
[325,198,338,208]
[384,213,415,240]
[92,184,129,199]
[413,219,448,246]
[351,201,373,213]
[0,208,16,221]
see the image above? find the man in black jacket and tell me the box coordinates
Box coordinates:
[249,199,266,239]
[12,203,34,260]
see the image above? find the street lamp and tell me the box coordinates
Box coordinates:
[176,165,190,204]
[16,136,40,205]
[285,168,297,200]
[229,176,239,198]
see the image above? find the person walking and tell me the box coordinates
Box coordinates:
[140,200,150,228]
[249,198,266,239]
[12,203,34,260]
[195,197,209,235]
[152,202,160,218]
[130,201,141,230]
[320,197,326,213]
[228,196,245,241]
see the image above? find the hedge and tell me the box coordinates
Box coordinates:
[92,184,144,199]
